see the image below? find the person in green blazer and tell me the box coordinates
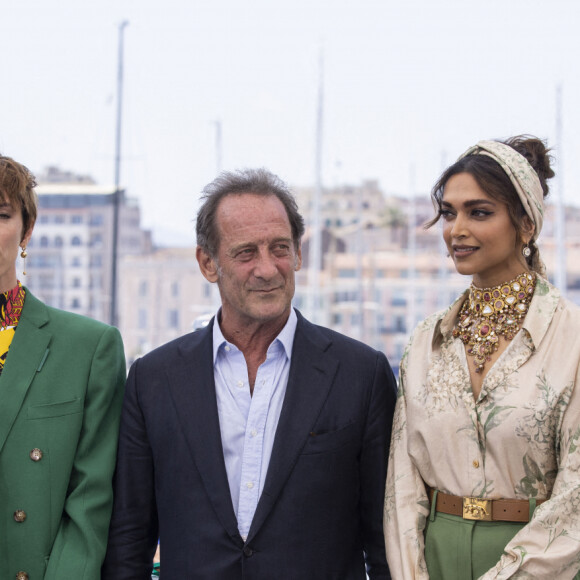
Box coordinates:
[0,155,126,580]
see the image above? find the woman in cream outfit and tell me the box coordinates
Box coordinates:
[384,137,580,579]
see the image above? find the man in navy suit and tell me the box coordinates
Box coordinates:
[103,168,396,579]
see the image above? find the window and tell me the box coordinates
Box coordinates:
[90,233,103,247]
[71,236,82,246]
[71,256,81,267]
[72,277,81,288]
[54,236,63,247]
[71,215,83,224]
[90,214,104,226]
[391,291,407,307]
[139,281,148,297]
[393,316,406,333]
[71,298,81,309]
[167,309,179,329]
[54,215,65,224]
[171,281,179,297]
[40,236,49,248]
[138,309,147,330]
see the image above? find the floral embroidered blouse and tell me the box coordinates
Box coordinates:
[384,277,580,579]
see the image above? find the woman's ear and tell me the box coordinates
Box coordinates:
[20,224,34,248]
[521,216,535,245]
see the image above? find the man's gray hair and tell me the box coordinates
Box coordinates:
[196,168,305,258]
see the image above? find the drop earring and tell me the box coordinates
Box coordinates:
[20,246,28,276]
[522,243,531,258]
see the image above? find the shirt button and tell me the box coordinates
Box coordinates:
[14,510,27,523]
[246,482,254,490]
[237,380,244,388]
[243,546,253,557]
[224,345,230,352]
[472,460,480,468]
[250,429,257,438]
[30,448,43,461]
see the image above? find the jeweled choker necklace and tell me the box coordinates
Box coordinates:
[452,272,536,373]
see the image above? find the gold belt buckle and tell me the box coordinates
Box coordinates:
[462,497,492,521]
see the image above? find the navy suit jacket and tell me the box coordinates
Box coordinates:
[103,310,396,579]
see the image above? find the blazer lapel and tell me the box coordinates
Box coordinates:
[0,290,51,455]
[247,314,338,541]
[165,321,242,545]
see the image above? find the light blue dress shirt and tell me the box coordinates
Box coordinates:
[212,309,297,540]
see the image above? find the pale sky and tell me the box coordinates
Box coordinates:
[1,0,579,243]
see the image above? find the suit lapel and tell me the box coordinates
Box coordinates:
[247,314,338,541]
[0,290,51,455]
[165,321,242,544]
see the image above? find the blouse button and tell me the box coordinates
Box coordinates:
[30,448,43,461]
[472,460,480,469]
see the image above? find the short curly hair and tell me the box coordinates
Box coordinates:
[0,155,38,238]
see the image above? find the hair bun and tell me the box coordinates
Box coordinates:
[504,135,554,198]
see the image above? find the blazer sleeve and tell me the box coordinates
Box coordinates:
[102,357,160,580]
[44,325,126,580]
[360,351,397,579]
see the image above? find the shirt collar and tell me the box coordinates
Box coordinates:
[0,281,25,329]
[520,276,560,348]
[212,308,298,364]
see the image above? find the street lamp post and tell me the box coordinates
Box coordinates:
[110,20,129,327]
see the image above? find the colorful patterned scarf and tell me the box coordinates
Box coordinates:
[0,282,25,376]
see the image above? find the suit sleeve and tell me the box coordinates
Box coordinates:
[102,357,160,580]
[44,326,126,580]
[360,351,397,579]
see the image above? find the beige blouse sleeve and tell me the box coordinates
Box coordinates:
[384,346,431,580]
[479,363,580,580]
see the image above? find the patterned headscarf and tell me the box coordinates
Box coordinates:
[458,140,546,276]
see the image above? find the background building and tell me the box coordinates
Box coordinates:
[24,170,580,374]
[120,247,215,363]
[25,167,152,323]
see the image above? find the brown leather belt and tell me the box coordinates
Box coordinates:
[428,488,547,523]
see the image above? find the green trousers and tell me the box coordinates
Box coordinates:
[425,511,523,579]
[424,510,580,579]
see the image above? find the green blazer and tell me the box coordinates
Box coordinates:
[0,289,126,580]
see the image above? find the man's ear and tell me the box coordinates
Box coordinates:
[294,245,302,271]
[196,247,219,283]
